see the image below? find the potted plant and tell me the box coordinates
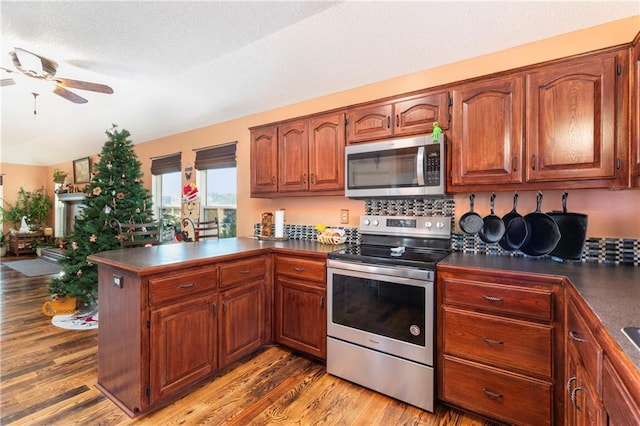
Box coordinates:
[0,187,52,232]
[0,232,7,257]
[53,169,68,184]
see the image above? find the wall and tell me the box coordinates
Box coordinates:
[0,163,50,234]
[2,16,639,240]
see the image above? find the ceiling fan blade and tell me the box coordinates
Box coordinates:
[1,66,15,74]
[1,78,16,87]
[14,47,45,75]
[55,77,113,94]
[53,85,88,104]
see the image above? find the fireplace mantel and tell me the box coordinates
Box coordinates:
[57,192,86,203]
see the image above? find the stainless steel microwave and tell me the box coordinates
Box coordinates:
[345,133,446,199]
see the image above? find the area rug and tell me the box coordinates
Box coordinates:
[3,258,61,277]
[52,308,98,331]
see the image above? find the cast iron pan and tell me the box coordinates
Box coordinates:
[499,192,529,251]
[520,192,561,257]
[459,194,483,234]
[479,193,505,243]
[547,191,588,261]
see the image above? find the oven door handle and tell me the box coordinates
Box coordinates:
[416,146,425,186]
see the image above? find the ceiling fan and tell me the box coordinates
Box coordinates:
[0,47,113,104]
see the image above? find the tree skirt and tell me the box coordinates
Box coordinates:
[52,308,98,330]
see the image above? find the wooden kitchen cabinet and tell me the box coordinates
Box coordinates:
[602,356,640,425]
[437,267,565,425]
[218,255,267,367]
[250,125,278,196]
[274,254,326,360]
[450,75,525,187]
[631,32,640,186]
[449,48,629,192]
[251,112,345,197]
[346,91,449,144]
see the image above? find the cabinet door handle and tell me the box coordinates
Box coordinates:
[396,114,399,127]
[567,376,577,394]
[482,336,504,345]
[482,295,503,302]
[222,302,226,314]
[239,269,251,274]
[302,173,307,184]
[569,331,586,343]
[212,303,217,316]
[320,296,324,309]
[387,116,391,128]
[571,386,583,411]
[310,173,316,184]
[179,283,195,289]
[512,156,517,172]
[482,388,503,399]
[531,155,536,170]
[271,176,276,185]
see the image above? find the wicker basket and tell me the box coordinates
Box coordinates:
[316,229,347,245]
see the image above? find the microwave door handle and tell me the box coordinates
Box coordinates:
[416,146,425,186]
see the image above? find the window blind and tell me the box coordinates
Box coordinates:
[194,142,237,170]
[150,152,181,175]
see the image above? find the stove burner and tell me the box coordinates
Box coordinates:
[328,244,450,270]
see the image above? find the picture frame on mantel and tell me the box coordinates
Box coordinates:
[73,157,91,184]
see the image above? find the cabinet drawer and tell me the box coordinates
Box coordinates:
[443,307,552,378]
[220,256,266,288]
[275,255,325,284]
[442,355,552,426]
[567,299,602,389]
[442,277,553,321]
[149,267,218,306]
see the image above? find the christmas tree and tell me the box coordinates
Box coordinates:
[50,125,154,304]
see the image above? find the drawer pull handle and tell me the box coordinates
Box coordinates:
[179,283,195,289]
[482,295,503,302]
[569,331,586,343]
[482,336,504,345]
[239,269,251,274]
[294,267,305,272]
[482,388,503,399]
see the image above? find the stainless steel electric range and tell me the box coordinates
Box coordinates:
[326,214,451,412]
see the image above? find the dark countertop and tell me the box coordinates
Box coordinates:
[439,252,640,371]
[87,237,341,274]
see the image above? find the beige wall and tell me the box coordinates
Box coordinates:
[2,16,639,239]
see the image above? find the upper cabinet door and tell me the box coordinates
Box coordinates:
[346,103,393,143]
[394,92,450,136]
[526,52,618,183]
[308,112,345,192]
[451,76,525,186]
[250,126,278,196]
[278,119,309,193]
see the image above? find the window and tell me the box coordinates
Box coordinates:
[195,143,237,238]
[151,153,182,240]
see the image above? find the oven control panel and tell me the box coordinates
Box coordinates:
[360,215,451,238]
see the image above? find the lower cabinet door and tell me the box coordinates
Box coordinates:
[441,355,552,426]
[149,294,217,403]
[275,277,326,359]
[219,281,265,367]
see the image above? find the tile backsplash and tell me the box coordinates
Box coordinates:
[254,197,639,266]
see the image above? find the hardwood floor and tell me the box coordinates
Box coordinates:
[0,255,496,425]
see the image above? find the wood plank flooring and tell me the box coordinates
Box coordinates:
[0,255,496,425]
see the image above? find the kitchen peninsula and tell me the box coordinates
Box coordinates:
[89,238,640,423]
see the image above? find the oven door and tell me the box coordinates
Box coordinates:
[327,260,434,366]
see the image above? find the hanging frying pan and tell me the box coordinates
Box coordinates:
[479,193,505,243]
[520,192,561,257]
[499,192,529,251]
[459,194,483,234]
[547,191,588,261]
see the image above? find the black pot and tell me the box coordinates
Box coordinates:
[479,193,505,244]
[520,192,561,257]
[547,191,588,261]
[499,192,529,251]
[459,194,483,235]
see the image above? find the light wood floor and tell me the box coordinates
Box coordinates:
[0,255,496,425]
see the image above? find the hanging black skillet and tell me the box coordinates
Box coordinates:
[520,191,561,257]
[479,193,505,243]
[459,194,483,234]
[547,191,588,261]
[499,192,529,251]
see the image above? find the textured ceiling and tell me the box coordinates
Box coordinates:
[1,1,638,166]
